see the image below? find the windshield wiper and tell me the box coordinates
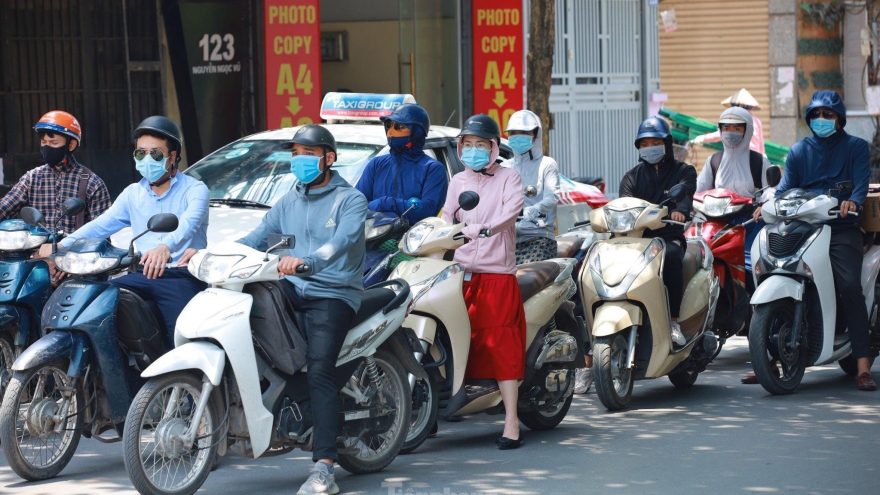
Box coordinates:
[209,198,271,209]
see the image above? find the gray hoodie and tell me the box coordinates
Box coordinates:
[238,171,367,311]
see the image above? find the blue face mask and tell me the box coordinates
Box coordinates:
[638,144,666,165]
[810,118,837,138]
[290,155,324,184]
[508,135,534,154]
[388,136,411,152]
[135,155,169,183]
[461,147,491,171]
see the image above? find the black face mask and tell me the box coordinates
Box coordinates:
[41,145,68,167]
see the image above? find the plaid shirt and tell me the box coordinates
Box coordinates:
[0,157,112,235]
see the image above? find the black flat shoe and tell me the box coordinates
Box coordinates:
[495,436,524,450]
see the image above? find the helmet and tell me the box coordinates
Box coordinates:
[634,116,671,148]
[380,104,430,134]
[459,114,501,142]
[34,111,82,145]
[283,124,337,153]
[134,116,183,162]
[718,113,747,125]
[505,110,541,133]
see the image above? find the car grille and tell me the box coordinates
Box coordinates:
[768,232,804,257]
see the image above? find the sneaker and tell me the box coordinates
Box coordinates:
[574,368,593,394]
[297,462,339,495]
[670,322,686,347]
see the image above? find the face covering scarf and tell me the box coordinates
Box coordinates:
[638,145,666,165]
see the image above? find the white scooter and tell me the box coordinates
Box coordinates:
[750,175,880,394]
[120,237,417,495]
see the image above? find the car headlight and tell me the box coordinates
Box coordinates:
[54,252,119,275]
[403,222,434,255]
[0,231,47,251]
[604,207,644,233]
[775,198,806,218]
[367,223,392,241]
[197,254,245,283]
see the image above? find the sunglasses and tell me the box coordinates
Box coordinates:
[809,109,837,120]
[133,148,167,161]
[384,121,410,132]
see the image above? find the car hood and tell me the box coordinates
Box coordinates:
[110,206,269,250]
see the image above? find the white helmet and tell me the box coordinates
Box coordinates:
[505,109,541,133]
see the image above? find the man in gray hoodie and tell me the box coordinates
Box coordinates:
[238,124,367,495]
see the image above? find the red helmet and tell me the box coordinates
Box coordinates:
[34,111,82,145]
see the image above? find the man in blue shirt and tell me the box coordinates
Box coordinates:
[356,103,447,222]
[60,116,209,340]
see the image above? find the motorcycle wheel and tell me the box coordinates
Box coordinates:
[668,369,700,389]
[0,360,84,481]
[519,394,573,431]
[748,300,807,395]
[337,349,411,474]
[0,334,14,399]
[837,354,876,376]
[400,374,438,455]
[123,371,220,495]
[593,334,633,411]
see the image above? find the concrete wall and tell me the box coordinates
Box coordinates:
[768,0,798,147]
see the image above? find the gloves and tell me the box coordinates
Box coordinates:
[522,207,540,223]
[692,135,706,145]
[461,224,486,240]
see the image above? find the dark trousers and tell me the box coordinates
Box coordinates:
[110,269,207,343]
[281,280,355,462]
[830,225,871,359]
[661,237,685,319]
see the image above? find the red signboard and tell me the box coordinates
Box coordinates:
[263,0,322,129]
[472,1,524,135]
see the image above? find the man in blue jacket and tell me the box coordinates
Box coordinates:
[750,90,876,391]
[356,103,448,222]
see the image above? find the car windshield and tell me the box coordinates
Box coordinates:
[185,140,382,206]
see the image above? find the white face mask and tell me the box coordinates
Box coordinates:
[721,131,745,148]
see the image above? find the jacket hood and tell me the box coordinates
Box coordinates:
[720,107,754,152]
[805,90,846,128]
[506,109,544,163]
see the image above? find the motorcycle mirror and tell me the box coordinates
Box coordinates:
[667,184,688,202]
[147,213,179,233]
[60,198,87,217]
[267,234,294,251]
[458,191,480,211]
[20,206,46,228]
[524,185,538,198]
[765,166,782,187]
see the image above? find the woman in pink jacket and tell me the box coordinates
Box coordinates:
[441,114,526,449]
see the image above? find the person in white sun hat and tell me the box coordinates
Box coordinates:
[692,88,766,156]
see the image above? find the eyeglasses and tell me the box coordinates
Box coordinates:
[808,109,837,120]
[384,121,409,132]
[133,148,167,161]
[461,142,491,150]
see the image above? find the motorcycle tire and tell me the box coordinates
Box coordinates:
[519,394,573,431]
[593,334,633,411]
[748,300,807,395]
[0,360,84,481]
[123,371,221,495]
[668,369,700,389]
[0,334,14,402]
[337,349,411,474]
[838,354,876,376]
[400,374,439,455]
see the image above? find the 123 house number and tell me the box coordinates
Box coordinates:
[198,34,235,62]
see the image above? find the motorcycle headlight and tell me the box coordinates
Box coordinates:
[54,252,119,275]
[403,222,434,255]
[604,207,644,233]
[701,196,732,217]
[367,223,392,241]
[197,254,245,283]
[0,230,47,251]
[775,198,806,218]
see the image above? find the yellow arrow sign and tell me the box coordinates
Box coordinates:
[286,97,302,116]
[492,91,508,108]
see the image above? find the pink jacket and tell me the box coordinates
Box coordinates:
[442,163,524,275]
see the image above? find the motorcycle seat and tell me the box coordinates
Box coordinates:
[556,235,585,259]
[682,242,704,285]
[571,176,604,186]
[516,261,561,302]
[350,287,396,328]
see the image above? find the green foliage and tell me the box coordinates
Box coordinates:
[799,1,845,30]
[797,37,843,55]
[810,70,844,88]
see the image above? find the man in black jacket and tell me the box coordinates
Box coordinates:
[619,116,697,347]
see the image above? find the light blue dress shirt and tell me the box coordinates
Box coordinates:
[61,173,209,262]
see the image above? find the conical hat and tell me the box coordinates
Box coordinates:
[721,88,761,109]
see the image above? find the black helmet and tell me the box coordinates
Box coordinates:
[134,116,183,164]
[283,124,337,153]
[380,103,430,134]
[459,114,501,142]
[634,116,671,149]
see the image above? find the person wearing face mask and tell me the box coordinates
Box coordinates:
[748,90,876,391]
[355,103,447,223]
[441,114,526,450]
[692,88,766,155]
[60,116,209,341]
[0,111,111,284]
[237,124,368,495]
[620,116,697,348]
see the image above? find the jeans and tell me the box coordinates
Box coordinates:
[281,280,355,462]
[829,225,871,359]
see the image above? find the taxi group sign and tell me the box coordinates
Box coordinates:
[472,1,524,134]
[263,0,322,129]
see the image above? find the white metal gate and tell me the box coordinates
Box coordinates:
[545,0,660,197]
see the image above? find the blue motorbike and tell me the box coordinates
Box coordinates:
[363,198,421,286]
[0,209,179,481]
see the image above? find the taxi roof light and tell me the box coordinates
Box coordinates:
[320,92,416,123]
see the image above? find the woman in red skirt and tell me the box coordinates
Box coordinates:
[441,114,526,449]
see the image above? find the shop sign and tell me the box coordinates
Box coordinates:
[472,1,523,135]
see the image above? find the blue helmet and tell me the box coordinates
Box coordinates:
[380,103,430,134]
[634,116,671,149]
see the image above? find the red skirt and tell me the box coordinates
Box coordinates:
[463,273,527,381]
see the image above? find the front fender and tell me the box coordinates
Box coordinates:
[591,302,643,338]
[750,276,804,305]
[12,330,89,377]
[141,341,226,385]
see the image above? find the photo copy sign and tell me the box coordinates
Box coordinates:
[472,1,524,134]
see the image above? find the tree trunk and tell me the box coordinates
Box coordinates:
[527,0,555,154]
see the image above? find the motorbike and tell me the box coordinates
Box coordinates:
[579,184,720,410]
[749,178,880,395]
[0,198,86,400]
[363,198,421,286]
[121,237,417,495]
[0,210,179,480]
[388,191,587,454]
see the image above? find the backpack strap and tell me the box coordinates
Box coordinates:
[709,151,723,186]
[748,151,763,190]
[75,166,92,231]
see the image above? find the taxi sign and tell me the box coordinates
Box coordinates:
[320,92,417,122]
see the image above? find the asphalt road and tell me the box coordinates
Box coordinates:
[1,337,877,495]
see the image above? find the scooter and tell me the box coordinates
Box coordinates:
[749,177,880,395]
[0,198,85,399]
[363,198,421,286]
[388,191,587,454]
[121,237,417,495]
[0,210,179,481]
[579,184,720,410]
